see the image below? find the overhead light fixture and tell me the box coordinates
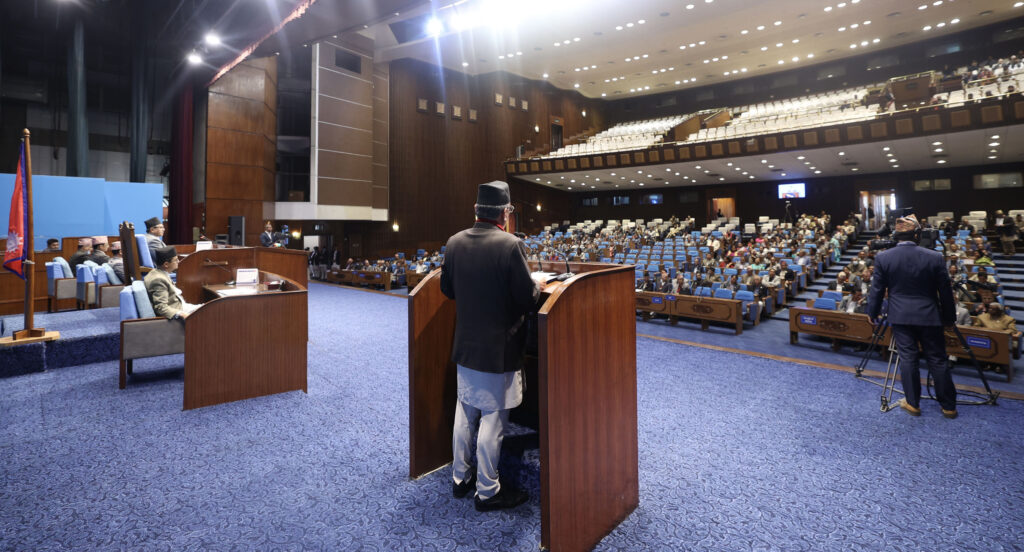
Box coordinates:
[187,52,202,65]
[425,17,444,37]
[204,33,221,46]
[392,222,400,232]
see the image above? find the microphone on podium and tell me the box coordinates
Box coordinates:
[205,258,235,285]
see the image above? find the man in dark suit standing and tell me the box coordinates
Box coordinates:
[867,214,958,418]
[441,181,540,512]
[260,221,275,247]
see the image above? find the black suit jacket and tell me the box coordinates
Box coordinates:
[441,222,540,374]
[867,242,955,326]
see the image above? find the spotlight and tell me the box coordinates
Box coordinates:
[392,222,400,232]
[204,33,221,46]
[536,204,542,212]
[187,52,202,65]
[425,17,444,37]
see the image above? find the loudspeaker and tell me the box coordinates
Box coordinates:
[228,216,245,246]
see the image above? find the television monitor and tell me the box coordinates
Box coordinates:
[778,183,806,199]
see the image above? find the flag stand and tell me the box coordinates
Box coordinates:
[1,129,59,347]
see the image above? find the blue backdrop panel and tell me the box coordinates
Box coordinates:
[0,174,162,250]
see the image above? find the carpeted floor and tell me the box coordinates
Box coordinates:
[2,283,1023,551]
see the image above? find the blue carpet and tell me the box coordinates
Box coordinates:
[2,283,1023,551]
[1,308,120,370]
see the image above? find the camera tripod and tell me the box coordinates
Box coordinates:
[854,317,999,412]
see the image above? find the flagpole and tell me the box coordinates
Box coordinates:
[2,129,57,346]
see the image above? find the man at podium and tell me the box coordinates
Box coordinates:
[440,181,540,512]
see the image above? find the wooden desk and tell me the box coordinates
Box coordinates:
[326,269,393,290]
[409,261,638,551]
[177,246,308,303]
[405,271,428,290]
[181,274,307,410]
[637,291,744,334]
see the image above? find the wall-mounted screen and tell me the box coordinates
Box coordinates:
[778,183,806,199]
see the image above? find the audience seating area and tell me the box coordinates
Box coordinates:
[543,114,689,158]
[532,53,1024,160]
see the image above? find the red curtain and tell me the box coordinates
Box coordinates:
[169,79,194,245]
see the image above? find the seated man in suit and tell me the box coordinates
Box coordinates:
[87,236,110,265]
[637,273,655,292]
[838,288,867,314]
[654,269,672,293]
[145,246,198,320]
[144,217,165,260]
[671,274,690,295]
[108,241,126,282]
[68,238,92,275]
[45,238,61,252]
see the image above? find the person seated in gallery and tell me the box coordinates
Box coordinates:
[763,268,782,290]
[654,270,672,293]
[87,236,110,265]
[108,241,125,282]
[953,294,972,326]
[838,289,867,315]
[671,274,690,295]
[750,276,771,316]
[637,273,655,292]
[344,258,357,270]
[939,217,957,235]
[739,268,756,287]
[145,246,199,320]
[973,304,1020,373]
[958,217,975,236]
[971,248,995,267]
[828,272,857,294]
[144,217,165,260]
[68,238,92,274]
[45,238,61,252]
[720,274,740,293]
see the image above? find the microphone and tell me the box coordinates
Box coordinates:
[555,251,573,282]
[205,258,235,285]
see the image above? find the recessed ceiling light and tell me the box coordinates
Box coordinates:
[882,146,890,151]
[989,142,1000,147]
[991,135,1000,139]
[542,73,549,78]
[936,159,946,164]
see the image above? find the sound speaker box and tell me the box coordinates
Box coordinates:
[228,216,245,246]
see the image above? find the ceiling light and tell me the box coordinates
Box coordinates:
[883,146,890,151]
[989,142,1000,147]
[741,29,749,34]
[934,148,944,153]
[936,159,946,164]
[186,51,202,65]
[462,61,469,67]
[573,83,580,88]
[950,18,960,23]
[204,33,221,46]
[988,155,998,159]
[991,135,1000,139]
[923,25,932,31]
[774,21,782,26]
[542,73,549,78]
[425,17,444,37]
[757,25,765,30]
[825,6,833,11]
[814,170,822,174]
[638,19,646,24]
[616,25,624,30]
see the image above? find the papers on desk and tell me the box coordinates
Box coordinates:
[235,268,259,285]
[195,241,213,251]
[531,271,558,284]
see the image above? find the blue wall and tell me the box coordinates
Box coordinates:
[0,174,163,251]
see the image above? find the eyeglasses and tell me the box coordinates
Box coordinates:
[505,205,516,213]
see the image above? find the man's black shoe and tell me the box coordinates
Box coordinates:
[474,485,528,512]
[453,473,476,498]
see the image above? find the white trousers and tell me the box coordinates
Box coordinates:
[452,401,509,500]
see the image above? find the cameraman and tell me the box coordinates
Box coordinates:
[867,214,959,419]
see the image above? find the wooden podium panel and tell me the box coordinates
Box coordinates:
[408,269,457,476]
[185,284,307,410]
[408,262,639,551]
[538,266,639,552]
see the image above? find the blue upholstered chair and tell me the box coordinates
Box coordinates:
[734,290,761,324]
[118,281,185,389]
[813,297,838,310]
[75,263,96,310]
[713,288,733,300]
[46,257,77,312]
[821,290,844,302]
[696,286,713,297]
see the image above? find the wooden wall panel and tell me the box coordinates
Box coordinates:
[205,56,277,245]
[315,36,384,212]
[361,58,591,258]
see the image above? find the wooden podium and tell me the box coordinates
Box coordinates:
[409,261,639,551]
[177,247,308,410]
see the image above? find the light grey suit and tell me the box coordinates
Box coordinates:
[144,268,184,319]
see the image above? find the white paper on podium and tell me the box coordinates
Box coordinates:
[531,271,557,284]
